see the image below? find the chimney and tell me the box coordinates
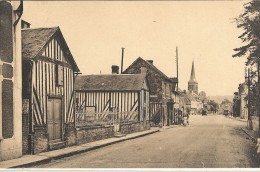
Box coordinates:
[140,67,147,74]
[147,60,153,65]
[111,65,119,74]
[21,20,31,29]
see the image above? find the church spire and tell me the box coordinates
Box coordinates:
[189,60,197,83]
[188,60,198,94]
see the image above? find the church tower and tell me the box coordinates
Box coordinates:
[188,61,198,94]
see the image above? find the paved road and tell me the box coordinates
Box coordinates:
[35,114,258,168]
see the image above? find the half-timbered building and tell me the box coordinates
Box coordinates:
[22,27,80,154]
[74,68,150,140]
[123,57,178,126]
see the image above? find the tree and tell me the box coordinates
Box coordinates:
[207,100,219,112]
[233,0,260,65]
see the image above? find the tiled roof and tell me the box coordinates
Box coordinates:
[75,74,147,91]
[170,77,178,83]
[22,27,58,59]
[123,57,172,82]
[22,27,80,72]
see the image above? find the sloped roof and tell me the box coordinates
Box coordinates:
[123,57,171,82]
[170,77,178,83]
[179,93,191,106]
[22,27,58,59]
[75,74,147,91]
[186,94,196,101]
[22,27,80,72]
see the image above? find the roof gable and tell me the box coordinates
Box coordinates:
[22,27,80,72]
[75,74,147,91]
[124,57,171,82]
[41,36,69,63]
[22,27,58,59]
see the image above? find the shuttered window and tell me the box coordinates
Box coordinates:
[56,65,63,86]
[2,79,13,138]
[0,1,13,63]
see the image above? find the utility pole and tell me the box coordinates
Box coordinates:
[121,47,125,74]
[247,67,252,130]
[176,46,179,90]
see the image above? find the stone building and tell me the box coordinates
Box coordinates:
[0,0,23,161]
[188,61,198,94]
[123,57,178,126]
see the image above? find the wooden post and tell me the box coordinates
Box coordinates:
[247,68,252,130]
[176,46,179,90]
[121,48,125,74]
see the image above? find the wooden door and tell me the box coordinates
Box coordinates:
[47,98,62,141]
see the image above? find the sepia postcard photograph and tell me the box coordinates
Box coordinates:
[0,0,260,171]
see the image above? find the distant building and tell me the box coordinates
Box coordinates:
[188,61,198,94]
[233,92,240,117]
[179,61,203,114]
[124,57,178,126]
[238,77,248,119]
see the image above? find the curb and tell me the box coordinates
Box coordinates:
[241,128,257,143]
[11,130,159,168]
[229,116,247,123]
[240,128,260,167]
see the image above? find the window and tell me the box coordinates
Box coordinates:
[56,65,64,86]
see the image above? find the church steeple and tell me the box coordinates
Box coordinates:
[188,61,198,94]
[189,61,197,83]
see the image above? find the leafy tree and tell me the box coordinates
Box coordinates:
[220,99,232,105]
[233,0,260,117]
[207,100,219,111]
[233,0,260,65]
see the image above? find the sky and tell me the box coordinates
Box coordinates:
[22,1,248,97]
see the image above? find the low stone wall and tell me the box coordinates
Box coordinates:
[65,123,76,147]
[120,121,150,134]
[31,121,151,154]
[76,125,114,145]
[33,126,48,154]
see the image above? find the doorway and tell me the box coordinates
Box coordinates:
[47,98,62,142]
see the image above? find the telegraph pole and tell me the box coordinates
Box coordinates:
[247,67,252,129]
[121,47,125,74]
[176,46,179,90]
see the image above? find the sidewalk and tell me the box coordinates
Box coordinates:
[228,116,247,123]
[0,128,159,168]
[241,127,258,143]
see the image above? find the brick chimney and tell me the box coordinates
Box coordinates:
[147,60,153,65]
[112,65,119,74]
[21,20,31,29]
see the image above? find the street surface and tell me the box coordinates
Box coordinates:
[34,114,258,168]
